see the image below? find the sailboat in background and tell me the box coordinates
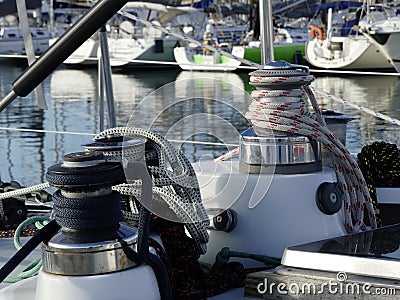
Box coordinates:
[305,1,393,70]
[56,2,208,67]
[1,1,400,299]
[173,45,244,71]
[244,26,308,64]
[0,1,51,57]
[359,4,400,73]
[0,27,50,56]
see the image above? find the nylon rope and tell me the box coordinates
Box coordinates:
[245,72,377,233]
[3,216,51,283]
[0,183,51,200]
[93,127,209,254]
[357,141,400,227]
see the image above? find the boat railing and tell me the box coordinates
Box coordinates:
[324,22,362,39]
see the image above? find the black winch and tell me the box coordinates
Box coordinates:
[46,151,125,243]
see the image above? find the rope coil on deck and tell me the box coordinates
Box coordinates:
[92,127,254,298]
[45,152,126,242]
[52,190,122,229]
[357,141,400,227]
[245,66,377,233]
[93,127,209,254]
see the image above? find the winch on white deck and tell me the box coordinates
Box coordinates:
[198,60,376,265]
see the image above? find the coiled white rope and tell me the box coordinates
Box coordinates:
[245,73,377,233]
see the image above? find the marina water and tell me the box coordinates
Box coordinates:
[0,61,399,187]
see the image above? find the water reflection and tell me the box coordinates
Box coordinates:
[312,75,400,153]
[126,71,252,162]
[0,63,399,186]
[0,66,251,184]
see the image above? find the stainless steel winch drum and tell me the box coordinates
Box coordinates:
[321,111,357,165]
[239,135,322,174]
[322,111,356,147]
[42,224,139,276]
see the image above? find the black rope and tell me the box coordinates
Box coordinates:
[52,190,117,208]
[133,144,173,300]
[358,141,400,227]
[135,204,172,300]
[0,219,60,284]
[137,205,151,259]
[46,163,125,189]
[145,252,173,300]
[52,190,122,230]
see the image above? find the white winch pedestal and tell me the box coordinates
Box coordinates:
[35,148,161,300]
[35,264,159,300]
[199,61,351,266]
[197,159,347,264]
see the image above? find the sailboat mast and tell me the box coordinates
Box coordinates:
[259,0,275,64]
[49,0,54,38]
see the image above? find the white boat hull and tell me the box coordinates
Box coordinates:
[107,38,177,67]
[49,38,99,65]
[0,27,50,56]
[305,36,392,70]
[174,46,244,71]
[66,39,99,65]
[0,38,49,56]
[54,37,178,67]
[367,31,400,73]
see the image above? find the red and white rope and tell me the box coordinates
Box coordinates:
[246,74,377,232]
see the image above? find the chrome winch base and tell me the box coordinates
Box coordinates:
[42,224,139,276]
[241,61,323,174]
[239,134,322,174]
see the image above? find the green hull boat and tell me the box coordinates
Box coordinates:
[244,43,305,64]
